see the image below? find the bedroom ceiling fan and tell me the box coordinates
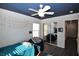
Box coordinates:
[28,4,54,17]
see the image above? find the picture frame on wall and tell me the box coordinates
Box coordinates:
[58,28,63,32]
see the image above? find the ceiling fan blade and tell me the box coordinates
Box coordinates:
[31,13,38,16]
[40,4,43,9]
[28,8,38,12]
[44,12,54,15]
[43,5,51,12]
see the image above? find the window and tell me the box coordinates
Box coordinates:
[33,23,40,37]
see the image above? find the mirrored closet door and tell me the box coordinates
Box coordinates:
[43,22,57,45]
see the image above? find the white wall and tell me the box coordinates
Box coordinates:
[0,8,40,48]
[41,13,79,48]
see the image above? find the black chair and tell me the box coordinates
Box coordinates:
[28,37,44,56]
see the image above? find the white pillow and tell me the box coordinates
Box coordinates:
[22,42,32,47]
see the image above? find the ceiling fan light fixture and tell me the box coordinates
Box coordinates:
[38,12,45,17]
[28,4,54,18]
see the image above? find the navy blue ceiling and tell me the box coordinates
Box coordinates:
[0,3,79,19]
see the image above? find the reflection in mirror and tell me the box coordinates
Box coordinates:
[50,22,57,45]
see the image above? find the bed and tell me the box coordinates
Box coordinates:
[0,42,40,56]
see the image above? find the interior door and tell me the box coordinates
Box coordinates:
[65,20,78,55]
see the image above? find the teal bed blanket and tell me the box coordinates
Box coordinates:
[0,42,35,56]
